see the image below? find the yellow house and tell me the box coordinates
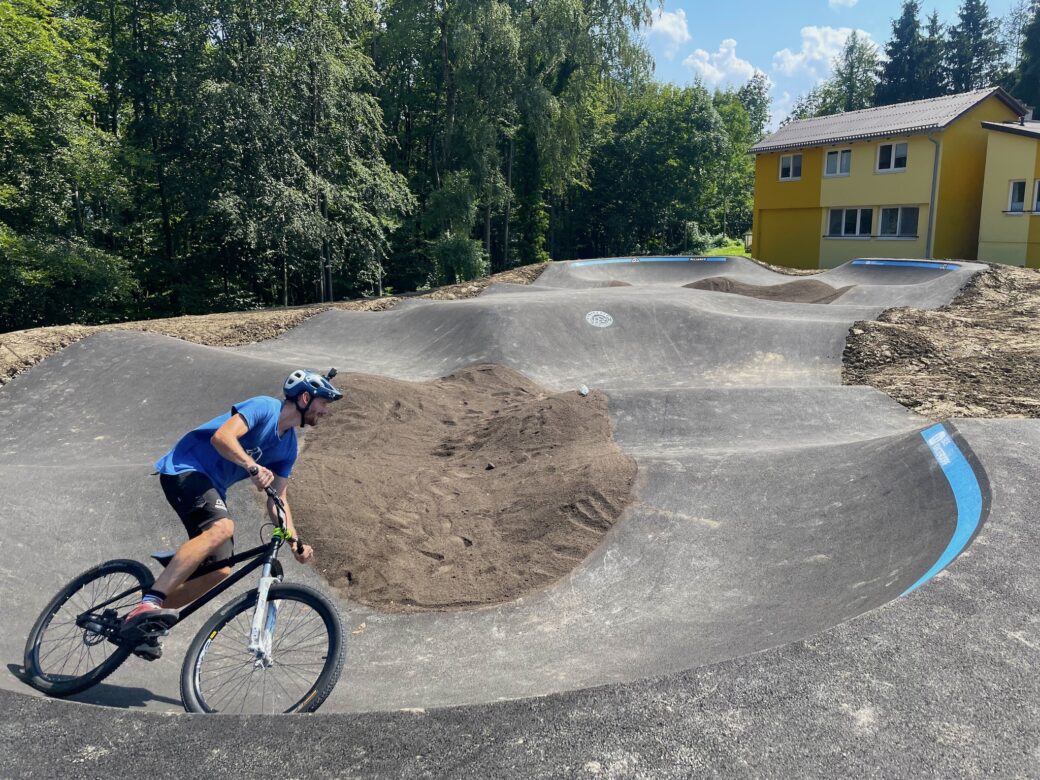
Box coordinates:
[977,120,1040,267]
[750,88,1027,269]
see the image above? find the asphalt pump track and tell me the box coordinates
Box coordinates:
[2,256,1037,774]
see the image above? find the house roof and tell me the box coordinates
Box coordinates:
[981,120,1040,141]
[750,88,1028,154]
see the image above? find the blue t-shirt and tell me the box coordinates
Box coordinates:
[155,396,298,498]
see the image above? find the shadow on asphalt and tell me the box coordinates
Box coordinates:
[7,663,181,709]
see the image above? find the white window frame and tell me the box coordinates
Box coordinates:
[1034,180,1040,215]
[878,206,920,239]
[824,149,852,178]
[1008,180,1027,214]
[779,153,802,181]
[876,142,908,173]
[825,207,873,238]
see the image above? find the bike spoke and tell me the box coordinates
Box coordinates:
[193,592,334,714]
[29,567,145,685]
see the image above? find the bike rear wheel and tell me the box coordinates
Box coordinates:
[180,582,344,714]
[23,559,153,696]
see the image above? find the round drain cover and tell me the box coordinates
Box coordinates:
[585,311,614,328]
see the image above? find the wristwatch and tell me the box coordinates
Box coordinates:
[248,465,259,476]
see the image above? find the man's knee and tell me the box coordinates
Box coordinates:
[202,518,234,563]
[204,518,235,546]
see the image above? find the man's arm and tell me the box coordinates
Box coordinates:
[210,413,274,490]
[269,476,313,564]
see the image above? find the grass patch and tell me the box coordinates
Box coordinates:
[704,239,751,258]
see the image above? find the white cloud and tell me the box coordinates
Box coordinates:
[683,38,757,87]
[772,26,875,81]
[647,8,691,60]
[829,0,859,8]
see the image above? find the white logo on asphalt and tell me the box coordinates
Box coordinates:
[585,311,614,328]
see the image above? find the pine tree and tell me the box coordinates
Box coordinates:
[1012,5,1040,108]
[831,31,880,112]
[876,1,925,105]
[920,12,951,97]
[947,0,1007,92]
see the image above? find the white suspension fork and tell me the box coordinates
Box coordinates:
[248,574,280,660]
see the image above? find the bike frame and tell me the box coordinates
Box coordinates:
[76,487,297,653]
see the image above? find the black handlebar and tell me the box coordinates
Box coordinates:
[263,486,303,554]
[264,485,284,507]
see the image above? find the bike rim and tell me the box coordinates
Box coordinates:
[32,570,141,683]
[194,596,332,714]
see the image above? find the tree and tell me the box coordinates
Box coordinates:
[0,0,136,328]
[560,83,728,257]
[510,0,654,265]
[831,31,880,112]
[876,1,926,105]
[947,0,1007,92]
[0,225,138,331]
[0,0,119,237]
[375,0,655,276]
[1002,0,1040,73]
[375,0,526,282]
[711,88,756,237]
[784,32,879,122]
[1012,4,1040,107]
[737,72,772,140]
[785,86,834,123]
[920,12,951,97]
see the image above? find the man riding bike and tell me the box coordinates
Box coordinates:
[120,369,343,659]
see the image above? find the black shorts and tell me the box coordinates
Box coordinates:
[159,471,234,565]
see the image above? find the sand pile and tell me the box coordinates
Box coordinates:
[685,277,851,304]
[289,365,637,612]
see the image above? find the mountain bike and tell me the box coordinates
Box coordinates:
[21,486,344,714]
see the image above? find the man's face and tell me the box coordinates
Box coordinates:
[303,396,331,427]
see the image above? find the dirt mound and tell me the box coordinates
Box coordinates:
[844,264,1040,418]
[289,365,637,612]
[685,277,851,304]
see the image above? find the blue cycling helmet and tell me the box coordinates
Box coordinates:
[284,369,343,402]
[284,369,343,426]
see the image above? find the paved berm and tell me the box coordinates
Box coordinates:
[1,257,1038,778]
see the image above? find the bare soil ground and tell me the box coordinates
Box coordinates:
[686,277,852,304]
[844,264,1040,419]
[0,264,546,386]
[290,365,637,611]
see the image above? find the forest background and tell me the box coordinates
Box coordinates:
[1,0,1038,330]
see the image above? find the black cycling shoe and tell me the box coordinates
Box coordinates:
[119,603,179,641]
[132,638,163,662]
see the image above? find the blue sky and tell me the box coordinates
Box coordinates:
[642,0,1018,127]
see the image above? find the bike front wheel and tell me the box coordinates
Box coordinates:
[23,559,154,696]
[180,582,344,714]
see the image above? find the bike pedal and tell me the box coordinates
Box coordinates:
[120,615,177,641]
[136,620,172,637]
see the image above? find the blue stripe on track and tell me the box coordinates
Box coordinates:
[570,257,730,267]
[902,424,984,596]
[851,259,960,271]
